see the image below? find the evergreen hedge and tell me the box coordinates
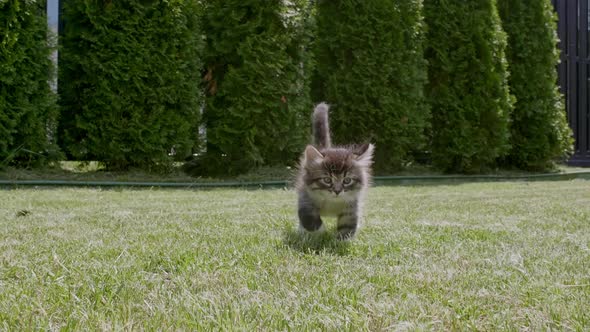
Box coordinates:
[424,0,513,173]
[58,0,202,171]
[195,0,312,175]
[312,0,430,172]
[0,0,59,167]
[498,0,573,170]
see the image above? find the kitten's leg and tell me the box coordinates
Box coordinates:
[337,201,359,240]
[297,191,324,233]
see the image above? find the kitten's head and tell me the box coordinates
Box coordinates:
[301,143,374,196]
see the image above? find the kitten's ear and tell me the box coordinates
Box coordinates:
[354,143,374,167]
[304,145,323,164]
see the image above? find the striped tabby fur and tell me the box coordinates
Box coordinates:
[296,102,374,240]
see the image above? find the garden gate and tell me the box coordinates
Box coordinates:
[554,0,590,166]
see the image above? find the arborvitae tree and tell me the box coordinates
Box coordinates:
[313,0,430,173]
[196,0,312,175]
[424,0,513,173]
[59,0,202,171]
[498,0,573,170]
[0,0,59,168]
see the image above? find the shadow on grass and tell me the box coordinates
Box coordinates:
[281,226,352,256]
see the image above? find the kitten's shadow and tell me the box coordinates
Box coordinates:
[282,227,352,256]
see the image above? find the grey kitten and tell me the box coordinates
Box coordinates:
[296,102,374,240]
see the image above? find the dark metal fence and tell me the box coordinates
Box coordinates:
[554,0,590,166]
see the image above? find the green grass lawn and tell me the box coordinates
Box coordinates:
[1,180,589,330]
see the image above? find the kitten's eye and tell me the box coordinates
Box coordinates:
[322,177,332,184]
[343,177,352,185]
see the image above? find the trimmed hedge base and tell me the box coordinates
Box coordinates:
[2,170,589,189]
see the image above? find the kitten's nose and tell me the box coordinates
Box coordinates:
[333,188,342,195]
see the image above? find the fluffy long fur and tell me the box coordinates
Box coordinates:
[296,102,374,240]
[313,102,331,149]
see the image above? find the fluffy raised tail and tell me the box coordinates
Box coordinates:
[313,102,331,149]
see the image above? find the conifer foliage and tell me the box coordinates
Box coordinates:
[197,0,312,175]
[3,0,577,175]
[58,0,202,170]
[313,0,430,172]
[0,0,59,167]
[424,0,513,173]
[498,0,573,170]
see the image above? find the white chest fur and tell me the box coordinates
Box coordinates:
[306,189,356,217]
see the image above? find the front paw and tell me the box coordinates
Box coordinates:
[299,223,326,234]
[336,225,356,240]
